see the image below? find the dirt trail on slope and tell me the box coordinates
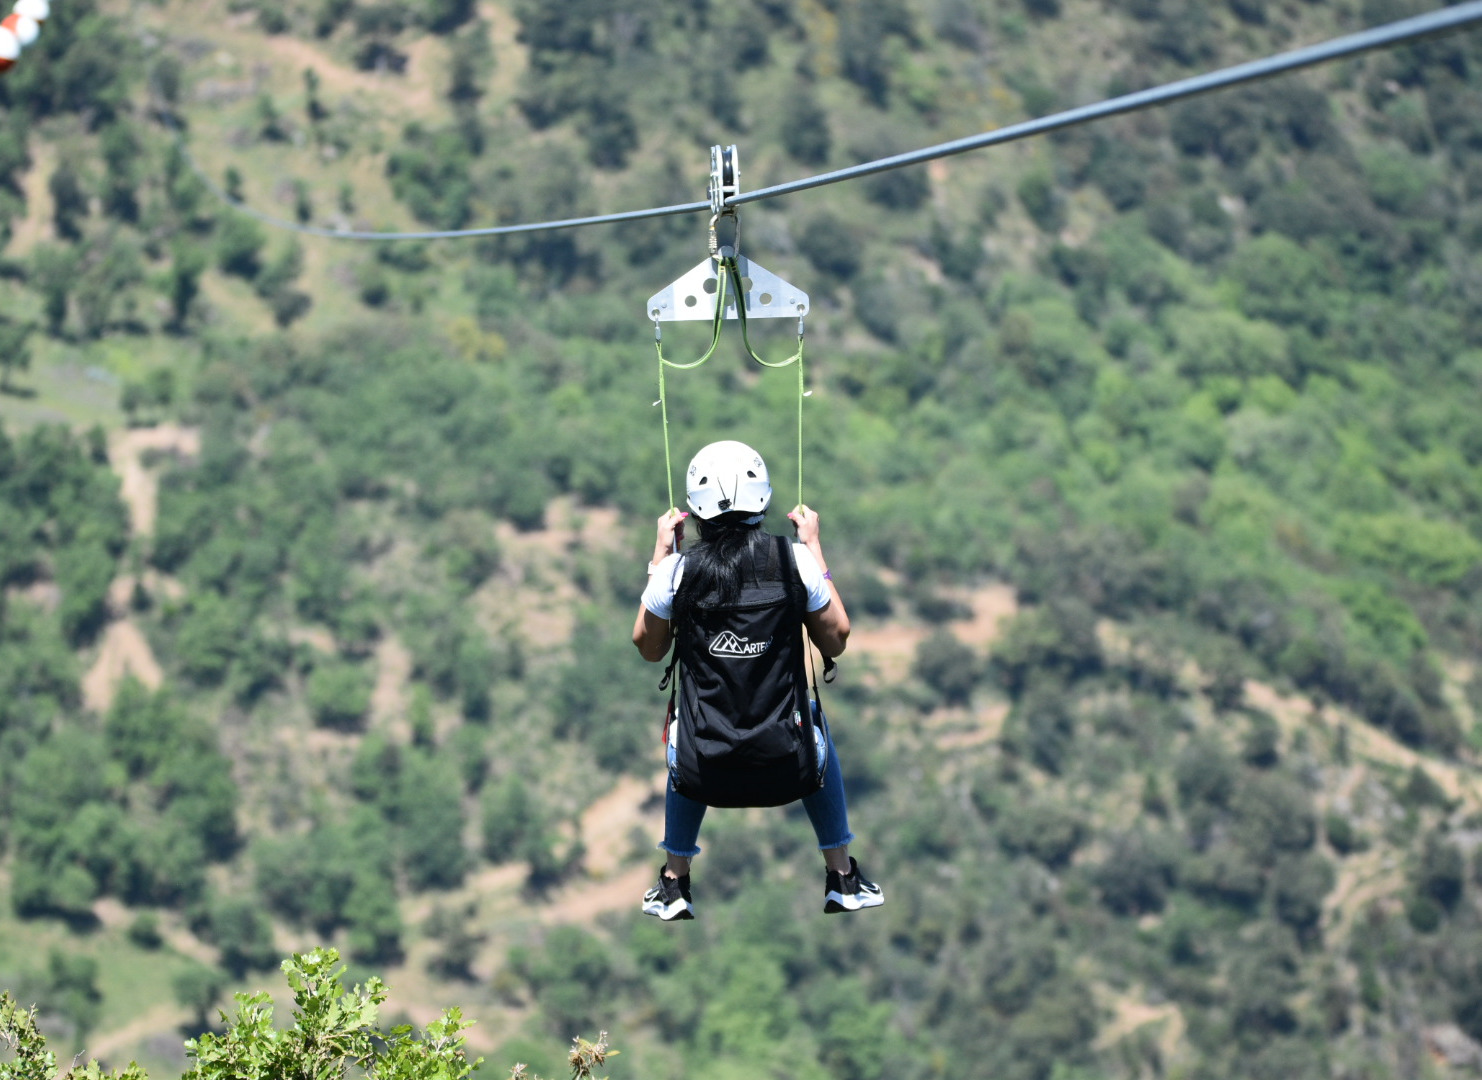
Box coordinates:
[479,498,626,651]
[1245,680,1482,810]
[83,621,165,712]
[371,634,413,725]
[535,772,667,923]
[847,581,1017,685]
[80,426,198,712]
[578,773,665,878]
[1094,990,1187,1072]
[1243,678,1482,938]
[111,425,200,537]
[1325,847,1404,940]
[87,1004,189,1064]
[6,141,55,256]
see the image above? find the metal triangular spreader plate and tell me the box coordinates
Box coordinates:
[647,255,809,323]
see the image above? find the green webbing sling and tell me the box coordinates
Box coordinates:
[654,256,806,513]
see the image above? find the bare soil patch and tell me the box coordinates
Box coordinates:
[88,1003,189,1064]
[371,634,413,723]
[538,864,656,927]
[1245,680,1482,811]
[93,897,218,966]
[848,580,1017,685]
[83,620,165,713]
[936,701,1011,751]
[110,425,201,537]
[578,773,666,879]
[1094,988,1187,1066]
[6,141,55,256]
[1325,847,1404,940]
[480,498,628,652]
[8,580,60,611]
[287,625,338,655]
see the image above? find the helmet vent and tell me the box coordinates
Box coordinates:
[698,476,707,485]
[747,470,756,477]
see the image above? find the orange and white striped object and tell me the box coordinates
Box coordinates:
[1,12,37,47]
[0,26,19,71]
[0,0,47,74]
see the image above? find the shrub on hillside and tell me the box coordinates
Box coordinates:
[998,802,1086,867]
[796,213,862,280]
[215,214,266,279]
[912,629,980,706]
[307,658,373,730]
[1094,829,1178,914]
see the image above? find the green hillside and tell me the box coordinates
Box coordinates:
[3,1,1482,1078]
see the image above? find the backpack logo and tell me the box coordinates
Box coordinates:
[709,631,772,658]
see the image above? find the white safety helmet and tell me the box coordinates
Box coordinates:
[685,440,771,521]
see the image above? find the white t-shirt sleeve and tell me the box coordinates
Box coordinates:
[640,553,684,620]
[792,543,832,612]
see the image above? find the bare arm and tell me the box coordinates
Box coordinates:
[790,505,851,658]
[633,607,673,662]
[632,508,686,663]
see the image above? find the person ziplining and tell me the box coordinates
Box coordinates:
[632,442,883,920]
[629,150,882,920]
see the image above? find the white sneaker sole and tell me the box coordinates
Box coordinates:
[642,897,694,921]
[824,888,884,914]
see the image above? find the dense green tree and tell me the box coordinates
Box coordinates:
[481,774,540,863]
[216,213,267,278]
[99,122,141,222]
[28,245,76,335]
[306,658,373,731]
[172,964,224,1032]
[386,126,474,229]
[399,752,468,890]
[1415,832,1466,909]
[1271,853,1336,937]
[511,926,615,1038]
[912,629,980,705]
[206,895,278,976]
[0,318,32,391]
[344,874,404,964]
[1095,829,1177,914]
[53,541,113,644]
[48,161,87,240]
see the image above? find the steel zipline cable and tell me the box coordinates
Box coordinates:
[182,1,1482,242]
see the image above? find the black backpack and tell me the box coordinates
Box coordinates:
[662,534,824,808]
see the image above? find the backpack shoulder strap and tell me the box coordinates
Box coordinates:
[775,534,805,609]
[657,551,683,693]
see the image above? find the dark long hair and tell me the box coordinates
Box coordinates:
[671,512,769,642]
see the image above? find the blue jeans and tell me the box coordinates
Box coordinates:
[660,727,855,858]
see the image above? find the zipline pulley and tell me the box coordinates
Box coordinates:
[709,144,739,220]
[647,145,809,325]
[708,143,740,260]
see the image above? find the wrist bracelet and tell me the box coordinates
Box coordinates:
[822,570,832,581]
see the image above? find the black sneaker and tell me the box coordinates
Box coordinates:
[641,867,694,921]
[824,857,884,914]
